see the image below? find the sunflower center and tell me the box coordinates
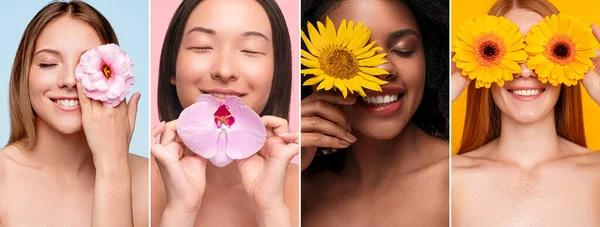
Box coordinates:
[473,33,506,67]
[319,47,359,80]
[102,65,112,79]
[545,35,576,66]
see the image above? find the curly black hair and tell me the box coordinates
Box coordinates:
[301,0,449,172]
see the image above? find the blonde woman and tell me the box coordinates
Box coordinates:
[0,1,147,226]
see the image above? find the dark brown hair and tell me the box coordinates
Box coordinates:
[157,0,291,121]
[8,1,118,148]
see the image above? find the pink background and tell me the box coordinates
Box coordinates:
[150,0,299,133]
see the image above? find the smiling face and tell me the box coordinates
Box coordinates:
[327,0,426,140]
[490,8,561,123]
[29,15,102,134]
[173,0,274,114]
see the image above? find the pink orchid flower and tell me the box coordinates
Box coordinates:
[177,94,267,167]
[75,43,135,107]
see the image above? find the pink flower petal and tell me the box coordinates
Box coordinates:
[177,95,266,167]
[75,43,134,108]
[177,96,221,159]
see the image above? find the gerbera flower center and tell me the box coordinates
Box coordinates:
[473,33,506,67]
[544,35,576,66]
[214,105,235,129]
[102,65,112,79]
[319,47,359,80]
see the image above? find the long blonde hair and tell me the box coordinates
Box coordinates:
[8,1,118,148]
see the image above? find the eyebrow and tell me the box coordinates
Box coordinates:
[242,31,269,41]
[187,26,216,36]
[388,29,420,40]
[187,26,269,41]
[33,48,60,57]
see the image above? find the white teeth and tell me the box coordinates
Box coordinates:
[511,89,541,96]
[210,93,238,98]
[361,94,399,105]
[54,99,79,107]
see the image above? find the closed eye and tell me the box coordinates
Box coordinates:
[391,50,414,58]
[39,63,58,68]
[189,47,213,53]
[241,50,264,57]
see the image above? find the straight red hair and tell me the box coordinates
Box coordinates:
[458,0,587,154]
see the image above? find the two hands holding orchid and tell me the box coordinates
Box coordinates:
[151,116,299,227]
[451,24,600,104]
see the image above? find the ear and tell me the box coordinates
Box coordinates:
[170,75,176,85]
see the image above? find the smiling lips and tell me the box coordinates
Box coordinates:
[505,87,546,101]
[357,86,405,116]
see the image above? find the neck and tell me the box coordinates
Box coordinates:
[342,122,436,186]
[205,161,242,187]
[28,117,94,176]
[496,110,562,168]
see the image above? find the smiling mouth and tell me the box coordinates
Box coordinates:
[359,93,404,105]
[506,88,546,97]
[50,98,80,107]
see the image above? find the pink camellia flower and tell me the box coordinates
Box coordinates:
[75,43,135,107]
[177,94,266,167]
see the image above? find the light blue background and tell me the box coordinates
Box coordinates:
[0,0,149,158]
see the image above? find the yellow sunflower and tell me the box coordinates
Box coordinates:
[453,15,528,88]
[301,16,389,98]
[525,14,598,86]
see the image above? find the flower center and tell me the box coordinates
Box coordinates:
[102,65,112,79]
[545,34,576,66]
[319,47,359,79]
[214,105,235,129]
[473,33,506,67]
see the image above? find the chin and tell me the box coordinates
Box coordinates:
[354,121,407,140]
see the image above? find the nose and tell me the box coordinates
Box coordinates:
[58,63,77,89]
[515,64,537,79]
[373,55,395,81]
[210,51,239,82]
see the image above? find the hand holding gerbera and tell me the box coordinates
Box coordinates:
[582,24,600,105]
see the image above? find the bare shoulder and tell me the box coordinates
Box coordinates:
[128,154,149,226]
[558,139,600,173]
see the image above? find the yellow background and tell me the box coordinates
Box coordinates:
[452,0,600,154]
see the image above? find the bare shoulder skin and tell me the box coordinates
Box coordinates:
[151,159,299,227]
[302,134,449,227]
[0,145,149,226]
[452,139,600,227]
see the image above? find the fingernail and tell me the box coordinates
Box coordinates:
[346,123,352,132]
[345,96,356,103]
[346,133,357,143]
[340,140,351,147]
